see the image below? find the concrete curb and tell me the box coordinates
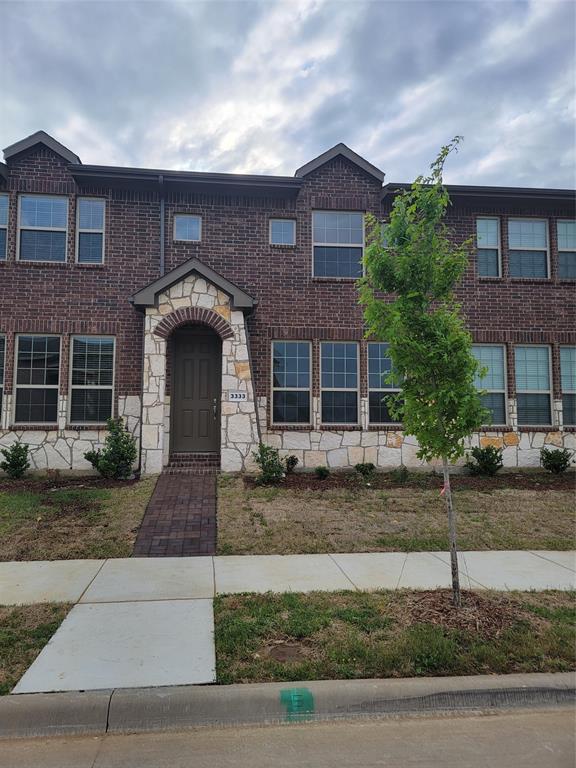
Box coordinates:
[1,672,574,739]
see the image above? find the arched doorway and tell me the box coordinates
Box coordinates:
[170,325,222,454]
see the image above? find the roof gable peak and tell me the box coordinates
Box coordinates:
[295,143,384,183]
[3,130,81,165]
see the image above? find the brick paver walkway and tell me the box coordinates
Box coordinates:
[132,474,217,557]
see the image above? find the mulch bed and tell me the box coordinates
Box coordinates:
[0,474,138,494]
[245,470,575,492]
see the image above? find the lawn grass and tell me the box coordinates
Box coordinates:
[0,476,157,561]
[0,603,71,694]
[217,475,575,555]
[214,590,576,684]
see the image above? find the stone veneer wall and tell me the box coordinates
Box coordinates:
[258,396,575,470]
[140,274,260,474]
[0,394,141,471]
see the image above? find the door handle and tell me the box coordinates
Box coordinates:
[213,398,218,420]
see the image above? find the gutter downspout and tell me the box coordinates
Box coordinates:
[243,309,263,445]
[158,174,165,276]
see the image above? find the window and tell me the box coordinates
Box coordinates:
[0,194,8,260]
[472,345,507,425]
[18,195,68,262]
[0,335,5,414]
[560,347,576,426]
[508,219,548,278]
[70,336,114,423]
[174,214,201,242]
[270,219,296,246]
[557,221,576,279]
[15,335,60,423]
[476,218,500,277]
[368,343,401,424]
[271,341,310,424]
[313,212,363,278]
[77,198,105,264]
[321,342,358,423]
[514,346,552,426]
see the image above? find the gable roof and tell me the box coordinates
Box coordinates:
[3,130,81,165]
[295,143,384,183]
[131,257,256,311]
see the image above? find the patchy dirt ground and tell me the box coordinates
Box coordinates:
[215,589,576,684]
[217,473,575,555]
[0,476,157,561]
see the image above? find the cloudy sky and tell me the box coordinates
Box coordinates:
[1,0,575,186]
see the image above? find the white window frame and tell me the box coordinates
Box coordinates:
[17,194,69,263]
[507,218,550,279]
[312,210,365,279]
[75,197,106,264]
[270,340,312,426]
[0,193,8,260]
[476,217,501,278]
[560,345,576,426]
[68,335,116,426]
[173,214,202,243]
[557,219,576,279]
[320,341,360,425]
[472,343,508,427]
[367,342,401,425]
[514,344,553,427]
[269,218,296,246]
[13,334,61,425]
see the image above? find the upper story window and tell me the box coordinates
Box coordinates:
[18,195,68,263]
[557,220,576,279]
[271,341,311,424]
[472,344,507,426]
[508,219,548,278]
[476,218,500,277]
[368,342,401,424]
[270,219,296,246]
[174,214,201,242]
[313,212,363,278]
[514,345,552,426]
[560,347,576,426]
[0,335,5,413]
[70,336,114,424]
[14,335,60,423]
[77,198,105,264]
[320,342,359,424]
[0,194,8,260]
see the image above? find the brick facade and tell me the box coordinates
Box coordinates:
[0,134,574,473]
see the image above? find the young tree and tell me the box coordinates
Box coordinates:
[358,137,487,607]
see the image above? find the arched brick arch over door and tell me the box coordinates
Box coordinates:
[154,307,234,341]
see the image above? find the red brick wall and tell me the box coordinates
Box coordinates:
[0,145,574,410]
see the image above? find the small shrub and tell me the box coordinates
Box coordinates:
[84,417,137,480]
[251,443,285,485]
[540,447,573,475]
[0,442,31,479]
[465,445,503,476]
[285,455,299,474]
[390,464,409,484]
[315,465,330,480]
[355,462,376,482]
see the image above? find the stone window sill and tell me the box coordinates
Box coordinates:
[9,424,59,431]
[517,425,555,432]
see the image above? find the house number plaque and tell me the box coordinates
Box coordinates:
[228,391,248,402]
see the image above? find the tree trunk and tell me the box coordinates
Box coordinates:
[442,457,461,608]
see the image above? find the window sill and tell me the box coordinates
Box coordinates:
[311,277,361,283]
[319,424,362,431]
[563,426,576,432]
[270,244,296,249]
[367,424,402,431]
[67,424,108,430]
[477,276,503,281]
[508,277,551,284]
[517,425,555,432]
[76,263,105,269]
[478,425,513,432]
[9,424,59,431]
[16,260,69,267]
[268,424,313,431]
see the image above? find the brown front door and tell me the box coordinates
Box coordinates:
[171,326,221,453]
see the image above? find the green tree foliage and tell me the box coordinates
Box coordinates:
[358,137,487,606]
[0,442,31,479]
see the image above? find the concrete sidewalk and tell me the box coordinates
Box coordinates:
[1,550,574,605]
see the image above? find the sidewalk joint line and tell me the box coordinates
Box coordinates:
[395,552,408,589]
[528,551,576,574]
[327,554,359,591]
[76,559,109,604]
